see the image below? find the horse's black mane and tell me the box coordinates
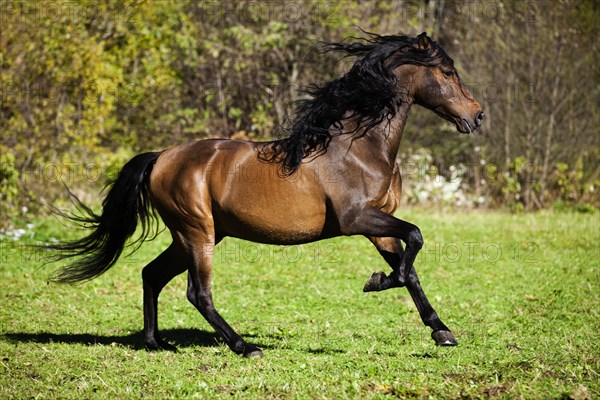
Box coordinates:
[261,32,452,175]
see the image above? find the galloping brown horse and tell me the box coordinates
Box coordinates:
[51,32,484,357]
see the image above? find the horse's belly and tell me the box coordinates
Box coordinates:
[214,197,328,245]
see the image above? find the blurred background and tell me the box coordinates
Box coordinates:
[1,0,598,227]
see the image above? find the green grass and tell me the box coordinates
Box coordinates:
[1,209,598,399]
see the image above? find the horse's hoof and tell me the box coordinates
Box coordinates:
[363,271,387,292]
[432,330,458,346]
[243,345,263,358]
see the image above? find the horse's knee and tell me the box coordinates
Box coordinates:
[187,285,213,312]
[407,227,423,251]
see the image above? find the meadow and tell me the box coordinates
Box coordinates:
[0,209,598,399]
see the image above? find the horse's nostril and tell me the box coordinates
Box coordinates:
[475,111,485,126]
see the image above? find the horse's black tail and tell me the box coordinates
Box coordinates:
[48,151,162,283]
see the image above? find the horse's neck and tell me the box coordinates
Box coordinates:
[348,101,413,169]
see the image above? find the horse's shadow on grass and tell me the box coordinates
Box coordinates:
[1,328,269,351]
[1,329,349,354]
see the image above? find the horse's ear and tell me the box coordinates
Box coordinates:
[417,32,431,50]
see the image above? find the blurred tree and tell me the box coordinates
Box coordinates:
[1,0,598,225]
[440,0,599,209]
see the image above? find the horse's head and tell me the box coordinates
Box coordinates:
[396,33,484,133]
[266,32,486,173]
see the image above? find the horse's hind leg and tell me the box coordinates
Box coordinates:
[365,237,458,346]
[143,243,187,351]
[185,236,263,358]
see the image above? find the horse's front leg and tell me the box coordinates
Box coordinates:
[366,236,457,346]
[344,207,457,346]
[345,207,423,287]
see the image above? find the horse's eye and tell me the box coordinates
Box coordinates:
[442,70,455,78]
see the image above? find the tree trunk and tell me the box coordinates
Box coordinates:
[540,41,563,205]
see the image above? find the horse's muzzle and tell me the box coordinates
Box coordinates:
[459,110,484,134]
